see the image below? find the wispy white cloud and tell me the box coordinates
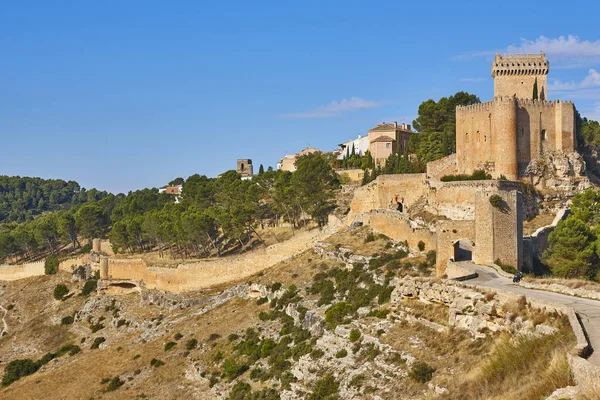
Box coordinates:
[459,77,487,83]
[454,35,600,68]
[280,97,382,118]
[549,69,600,91]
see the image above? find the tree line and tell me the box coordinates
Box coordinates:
[0,176,108,223]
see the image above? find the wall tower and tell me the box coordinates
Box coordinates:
[492,53,549,100]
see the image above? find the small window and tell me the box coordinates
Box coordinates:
[541,129,547,141]
[386,143,391,148]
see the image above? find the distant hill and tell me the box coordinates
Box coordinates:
[0,176,108,223]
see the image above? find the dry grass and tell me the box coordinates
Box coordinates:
[523,212,555,235]
[449,326,575,400]
[324,226,390,255]
[400,299,449,326]
[525,277,600,293]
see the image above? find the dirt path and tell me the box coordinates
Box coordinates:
[0,304,8,336]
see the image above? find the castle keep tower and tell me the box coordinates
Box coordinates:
[455,54,575,181]
[492,53,549,100]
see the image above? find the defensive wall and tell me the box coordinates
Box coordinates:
[349,174,427,216]
[426,153,457,179]
[365,209,436,252]
[98,215,343,293]
[0,262,45,281]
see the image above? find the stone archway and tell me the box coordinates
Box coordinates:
[453,239,472,261]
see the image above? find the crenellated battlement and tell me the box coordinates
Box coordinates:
[457,97,573,113]
[492,53,549,77]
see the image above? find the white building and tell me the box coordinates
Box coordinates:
[337,135,369,160]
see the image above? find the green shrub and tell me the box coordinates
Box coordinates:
[495,259,519,274]
[208,333,221,341]
[164,342,176,351]
[186,338,198,350]
[90,337,106,349]
[258,311,272,321]
[2,359,38,386]
[426,250,437,266]
[367,309,389,319]
[90,323,104,333]
[489,194,504,209]
[349,329,361,342]
[116,319,127,328]
[310,348,324,359]
[335,349,348,358]
[53,284,69,300]
[150,358,164,368]
[222,358,249,381]
[174,332,183,340]
[364,232,376,243]
[325,302,353,328]
[418,240,425,251]
[441,169,491,182]
[44,255,59,275]
[256,297,268,305]
[228,333,240,342]
[308,373,339,400]
[57,344,80,356]
[81,280,98,296]
[270,282,282,292]
[409,361,435,383]
[61,315,74,325]
[105,376,125,391]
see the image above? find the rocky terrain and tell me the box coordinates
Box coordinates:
[0,228,580,399]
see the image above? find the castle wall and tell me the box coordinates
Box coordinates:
[365,210,436,251]
[473,190,523,269]
[492,53,549,100]
[349,174,428,215]
[457,99,575,179]
[426,154,457,179]
[436,220,475,276]
[0,262,45,281]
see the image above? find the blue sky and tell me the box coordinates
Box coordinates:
[1,1,600,193]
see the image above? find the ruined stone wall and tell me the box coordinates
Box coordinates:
[474,190,523,269]
[59,254,89,272]
[436,220,475,276]
[349,174,427,216]
[102,216,343,293]
[336,169,364,182]
[0,262,45,281]
[366,210,436,251]
[426,154,457,179]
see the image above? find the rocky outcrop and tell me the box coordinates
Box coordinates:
[525,152,591,192]
[71,264,92,283]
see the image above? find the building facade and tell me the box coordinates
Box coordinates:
[337,135,369,160]
[237,159,254,179]
[367,122,414,166]
[456,53,576,180]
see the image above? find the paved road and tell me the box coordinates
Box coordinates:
[456,262,600,366]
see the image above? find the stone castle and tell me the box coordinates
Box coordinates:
[456,53,576,180]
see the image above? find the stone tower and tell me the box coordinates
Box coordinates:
[236,159,253,178]
[492,53,549,100]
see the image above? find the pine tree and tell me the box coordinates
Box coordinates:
[533,77,538,100]
[351,143,356,157]
[258,164,265,175]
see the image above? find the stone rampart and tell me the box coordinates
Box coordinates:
[426,154,457,179]
[436,220,475,276]
[0,262,45,281]
[365,209,436,251]
[101,216,343,293]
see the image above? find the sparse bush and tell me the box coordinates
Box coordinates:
[349,329,361,342]
[150,358,164,367]
[164,341,176,351]
[364,232,376,243]
[228,333,240,342]
[44,255,59,275]
[418,240,426,251]
[53,284,69,300]
[409,361,435,383]
[325,302,353,328]
[495,258,519,274]
[256,297,268,305]
[310,348,324,359]
[222,358,249,381]
[335,349,348,358]
[90,323,104,333]
[440,169,491,182]
[90,337,106,349]
[367,309,389,319]
[208,333,221,341]
[489,194,504,209]
[186,338,198,350]
[61,315,74,325]
[2,359,38,386]
[81,280,97,296]
[270,282,282,292]
[174,332,183,340]
[105,376,125,391]
[116,319,127,328]
[426,250,437,266]
[308,373,339,400]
